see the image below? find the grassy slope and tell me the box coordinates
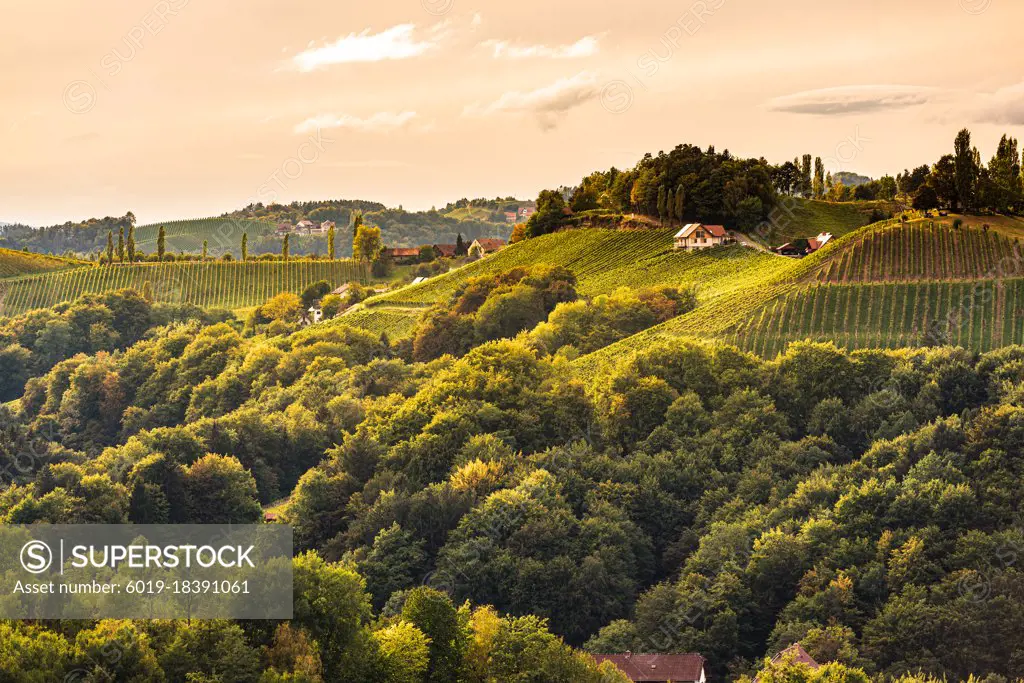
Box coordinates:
[570,215,1024,370]
[0,260,368,316]
[342,229,791,339]
[133,218,279,256]
[764,198,902,246]
[0,248,87,278]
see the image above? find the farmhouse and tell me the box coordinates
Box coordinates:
[275,222,293,236]
[773,232,833,257]
[433,243,458,258]
[469,238,506,258]
[592,653,706,683]
[382,247,421,265]
[673,224,728,251]
[504,211,518,223]
[519,206,536,219]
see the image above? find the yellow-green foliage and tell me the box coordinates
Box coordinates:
[0,248,85,278]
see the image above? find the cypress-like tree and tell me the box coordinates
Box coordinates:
[202,240,208,261]
[666,188,675,222]
[126,225,136,263]
[801,154,813,196]
[157,226,166,261]
[456,233,466,256]
[282,234,289,261]
[675,185,685,220]
[241,232,248,262]
[117,228,125,263]
[813,157,825,199]
[327,224,335,260]
[657,185,667,224]
[954,128,978,212]
[106,231,114,265]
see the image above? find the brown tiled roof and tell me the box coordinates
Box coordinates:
[385,247,420,257]
[474,238,507,251]
[433,243,457,257]
[769,643,820,669]
[592,653,705,682]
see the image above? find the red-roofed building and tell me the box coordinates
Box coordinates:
[382,247,421,264]
[504,211,518,223]
[433,243,458,258]
[673,224,729,251]
[592,653,706,683]
[769,643,820,669]
[468,238,507,257]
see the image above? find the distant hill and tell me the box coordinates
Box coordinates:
[760,198,901,245]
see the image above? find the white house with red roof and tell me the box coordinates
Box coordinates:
[673,223,728,251]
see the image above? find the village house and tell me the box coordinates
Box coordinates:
[519,206,536,219]
[382,247,421,265]
[275,222,293,236]
[673,224,728,251]
[317,220,335,235]
[504,211,518,224]
[433,243,458,258]
[591,653,706,683]
[773,232,833,257]
[294,219,316,236]
[468,238,507,258]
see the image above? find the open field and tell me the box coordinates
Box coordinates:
[0,248,87,278]
[0,260,368,315]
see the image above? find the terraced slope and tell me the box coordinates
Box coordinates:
[0,248,86,278]
[0,260,368,315]
[805,221,1020,283]
[729,279,1020,357]
[572,216,1024,369]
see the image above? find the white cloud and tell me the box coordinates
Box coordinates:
[480,35,600,59]
[974,82,1024,125]
[292,25,435,71]
[294,111,417,134]
[463,71,601,130]
[766,85,937,115]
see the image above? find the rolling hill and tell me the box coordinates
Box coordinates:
[133,218,279,257]
[341,228,794,338]
[0,248,86,279]
[762,197,902,245]
[0,259,368,316]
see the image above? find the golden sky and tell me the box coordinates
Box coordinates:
[2,0,1023,225]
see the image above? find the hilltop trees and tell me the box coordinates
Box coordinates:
[157,226,166,260]
[813,157,825,199]
[105,231,114,264]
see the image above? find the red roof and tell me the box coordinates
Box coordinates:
[433,243,457,257]
[385,247,420,258]
[592,654,705,682]
[473,238,507,252]
[703,224,727,237]
[770,643,819,669]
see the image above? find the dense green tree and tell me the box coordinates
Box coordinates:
[182,454,261,523]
